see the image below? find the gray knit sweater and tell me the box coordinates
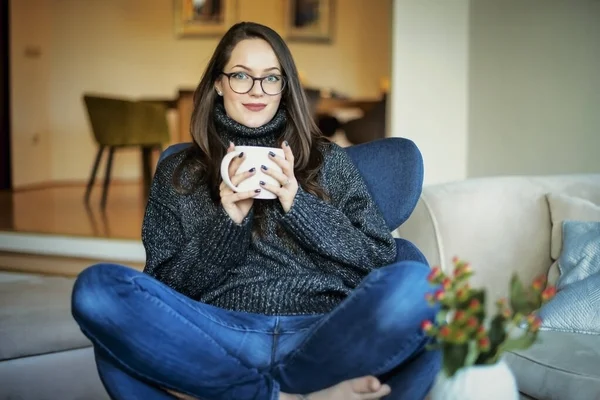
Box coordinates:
[142,104,396,315]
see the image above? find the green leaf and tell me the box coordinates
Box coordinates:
[482,314,507,363]
[510,273,541,315]
[499,333,537,353]
[426,342,441,351]
[463,340,480,367]
[436,310,449,325]
[488,315,507,345]
[442,342,470,377]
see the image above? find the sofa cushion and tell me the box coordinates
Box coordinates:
[0,271,91,361]
[547,193,600,260]
[505,331,600,400]
[538,221,600,335]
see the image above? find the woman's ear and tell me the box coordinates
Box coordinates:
[214,81,224,96]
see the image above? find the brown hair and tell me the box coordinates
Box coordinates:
[173,22,328,234]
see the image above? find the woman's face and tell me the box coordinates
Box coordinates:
[215,39,284,128]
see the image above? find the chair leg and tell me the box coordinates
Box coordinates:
[85,146,105,203]
[100,147,115,210]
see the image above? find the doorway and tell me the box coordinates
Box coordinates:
[0,0,11,191]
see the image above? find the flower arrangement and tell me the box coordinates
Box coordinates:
[421,257,557,378]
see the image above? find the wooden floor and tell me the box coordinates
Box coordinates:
[0,183,147,240]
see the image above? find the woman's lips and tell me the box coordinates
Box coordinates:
[243,103,267,112]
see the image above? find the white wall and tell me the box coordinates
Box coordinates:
[468,0,600,177]
[389,0,470,185]
[10,0,391,187]
[389,0,600,186]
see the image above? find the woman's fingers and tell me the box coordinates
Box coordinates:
[231,167,256,186]
[228,151,245,179]
[282,140,294,164]
[220,168,256,197]
[268,151,293,176]
[257,181,283,198]
[222,188,261,204]
[260,164,292,187]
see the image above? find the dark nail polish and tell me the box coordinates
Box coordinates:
[249,167,256,173]
[259,181,266,185]
[261,165,268,170]
[238,152,244,158]
[254,189,261,193]
[284,140,289,146]
[269,151,276,157]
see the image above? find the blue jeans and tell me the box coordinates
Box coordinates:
[71,261,440,400]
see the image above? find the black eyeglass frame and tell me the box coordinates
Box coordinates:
[220,72,286,96]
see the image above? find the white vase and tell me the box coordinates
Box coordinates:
[429,359,519,400]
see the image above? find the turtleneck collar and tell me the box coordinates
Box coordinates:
[213,101,287,147]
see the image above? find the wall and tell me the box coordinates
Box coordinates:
[10,0,53,187]
[10,0,392,187]
[389,0,470,185]
[468,0,600,178]
[389,0,600,186]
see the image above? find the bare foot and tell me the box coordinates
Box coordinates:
[281,376,391,400]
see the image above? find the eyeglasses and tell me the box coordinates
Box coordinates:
[220,71,286,96]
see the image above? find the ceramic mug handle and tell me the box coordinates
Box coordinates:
[220,151,244,192]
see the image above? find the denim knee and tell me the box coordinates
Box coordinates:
[370,261,438,335]
[71,263,132,330]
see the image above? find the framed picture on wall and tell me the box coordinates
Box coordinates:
[174,0,237,37]
[284,0,334,42]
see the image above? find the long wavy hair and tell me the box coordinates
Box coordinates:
[173,22,329,235]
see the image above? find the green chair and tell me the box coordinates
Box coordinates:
[82,94,170,209]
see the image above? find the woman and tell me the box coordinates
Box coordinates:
[71,22,440,400]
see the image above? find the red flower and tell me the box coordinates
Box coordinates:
[456,287,469,301]
[466,316,478,328]
[469,298,481,310]
[532,275,547,291]
[454,310,466,322]
[439,326,451,337]
[502,308,512,319]
[442,277,452,290]
[421,320,434,332]
[454,329,467,343]
[434,289,445,301]
[541,286,557,302]
[427,267,442,283]
[476,325,486,339]
[478,336,491,351]
[530,316,542,332]
[461,263,473,274]
[452,256,460,264]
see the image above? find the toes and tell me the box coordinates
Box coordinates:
[361,384,391,399]
[352,376,382,393]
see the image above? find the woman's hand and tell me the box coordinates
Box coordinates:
[259,141,298,213]
[220,142,261,224]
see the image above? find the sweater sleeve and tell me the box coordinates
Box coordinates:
[142,156,253,299]
[280,144,396,274]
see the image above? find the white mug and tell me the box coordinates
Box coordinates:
[220,145,285,200]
